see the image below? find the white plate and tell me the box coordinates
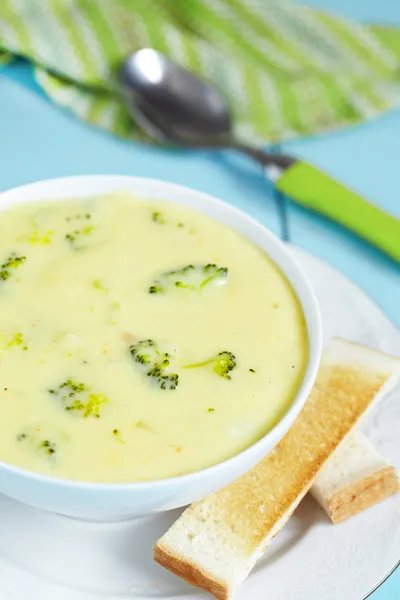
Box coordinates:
[0,247,398,600]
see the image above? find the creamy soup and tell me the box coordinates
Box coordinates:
[0,193,307,482]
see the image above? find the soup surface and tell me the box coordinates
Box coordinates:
[0,193,308,482]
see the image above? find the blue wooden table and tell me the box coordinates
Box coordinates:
[0,1,399,597]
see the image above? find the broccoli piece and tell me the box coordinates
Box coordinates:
[49,379,108,417]
[200,264,228,288]
[60,379,86,393]
[149,264,228,294]
[152,211,165,224]
[7,332,28,351]
[149,284,162,294]
[147,365,179,390]
[0,253,26,281]
[92,279,108,293]
[0,331,29,354]
[129,339,179,390]
[184,350,236,380]
[83,394,108,418]
[16,431,56,459]
[66,213,92,222]
[40,439,56,456]
[65,225,95,250]
[28,230,54,245]
[112,428,126,444]
[130,339,160,365]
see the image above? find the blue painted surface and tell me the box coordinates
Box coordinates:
[0,0,399,596]
[295,0,400,25]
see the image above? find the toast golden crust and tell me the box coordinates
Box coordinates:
[327,466,400,524]
[154,543,229,600]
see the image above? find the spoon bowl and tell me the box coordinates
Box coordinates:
[120,49,232,145]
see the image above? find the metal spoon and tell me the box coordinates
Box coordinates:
[120,48,294,179]
[120,49,400,263]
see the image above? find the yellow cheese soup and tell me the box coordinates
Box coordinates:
[0,193,307,482]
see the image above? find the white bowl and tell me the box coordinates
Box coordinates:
[0,176,322,521]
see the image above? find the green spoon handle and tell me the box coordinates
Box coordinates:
[275,161,400,263]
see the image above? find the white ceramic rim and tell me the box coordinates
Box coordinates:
[0,175,323,491]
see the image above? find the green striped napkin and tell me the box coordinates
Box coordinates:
[1,0,400,143]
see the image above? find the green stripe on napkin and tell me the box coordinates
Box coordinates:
[1,0,400,143]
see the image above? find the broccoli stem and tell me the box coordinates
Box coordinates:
[183,359,214,369]
[183,351,236,379]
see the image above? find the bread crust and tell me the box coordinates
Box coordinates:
[326,466,400,524]
[154,543,229,600]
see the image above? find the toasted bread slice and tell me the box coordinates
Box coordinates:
[154,338,400,600]
[311,430,399,523]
